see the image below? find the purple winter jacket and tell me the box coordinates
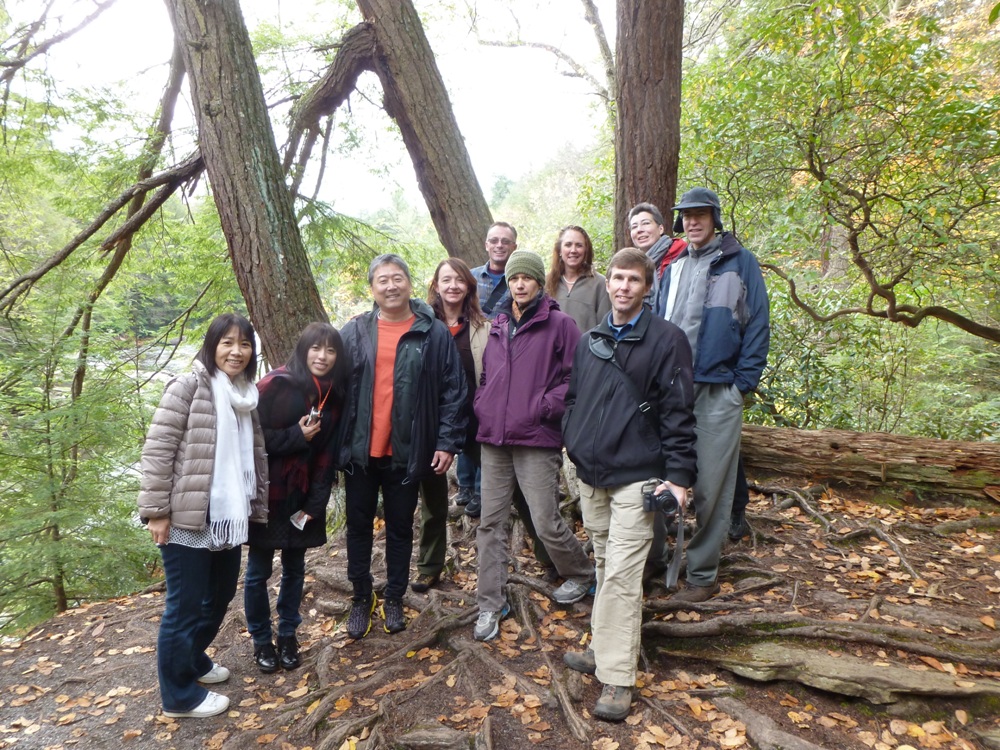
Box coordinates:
[474,294,580,449]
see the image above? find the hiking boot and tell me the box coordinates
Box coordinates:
[346,593,376,639]
[552,578,594,605]
[253,643,279,674]
[670,581,720,603]
[473,602,510,642]
[197,662,230,684]
[162,691,230,719]
[593,684,632,722]
[455,486,474,506]
[411,572,440,593]
[277,635,300,670]
[563,649,596,675]
[381,598,406,634]
[464,494,482,518]
[728,509,749,540]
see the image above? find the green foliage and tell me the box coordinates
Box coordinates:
[493,143,612,263]
[678,0,1000,440]
[0,310,155,633]
[682,0,1000,326]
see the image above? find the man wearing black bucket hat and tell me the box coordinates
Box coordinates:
[654,187,770,603]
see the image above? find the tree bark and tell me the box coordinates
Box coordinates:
[742,424,1000,498]
[162,0,328,366]
[355,0,492,267]
[613,0,684,250]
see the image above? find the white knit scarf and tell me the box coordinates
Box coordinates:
[209,370,258,548]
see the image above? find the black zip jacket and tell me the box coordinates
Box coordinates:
[339,299,467,482]
[563,309,697,489]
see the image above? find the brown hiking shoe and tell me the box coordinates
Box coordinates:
[670,581,720,603]
[593,684,632,722]
[563,649,596,675]
[410,572,440,593]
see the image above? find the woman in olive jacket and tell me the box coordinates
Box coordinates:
[138,313,268,719]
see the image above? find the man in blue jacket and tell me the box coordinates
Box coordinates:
[562,248,697,721]
[655,187,770,602]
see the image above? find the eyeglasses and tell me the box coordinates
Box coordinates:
[486,238,514,247]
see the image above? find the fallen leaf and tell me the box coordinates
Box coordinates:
[917,656,947,672]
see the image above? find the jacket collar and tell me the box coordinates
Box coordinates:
[493,292,556,330]
[368,297,435,333]
[593,307,651,343]
[676,231,741,263]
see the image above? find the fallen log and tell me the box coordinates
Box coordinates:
[741,425,1000,499]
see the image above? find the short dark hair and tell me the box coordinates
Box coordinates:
[487,221,518,241]
[195,313,258,381]
[627,202,665,228]
[607,248,654,288]
[285,322,349,400]
[368,254,411,285]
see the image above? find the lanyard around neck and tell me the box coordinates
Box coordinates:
[311,375,333,412]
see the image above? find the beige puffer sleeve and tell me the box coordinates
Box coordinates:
[137,374,198,521]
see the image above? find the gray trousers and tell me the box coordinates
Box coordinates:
[476,444,593,612]
[685,382,744,586]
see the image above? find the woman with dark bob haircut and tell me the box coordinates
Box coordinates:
[138,313,268,718]
[244,322,350,673]
[544,225,610,332]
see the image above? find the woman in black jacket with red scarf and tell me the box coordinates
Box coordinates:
[244,323,350,673]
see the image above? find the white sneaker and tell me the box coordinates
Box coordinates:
[162,691,230,718]
[197,663,230,684]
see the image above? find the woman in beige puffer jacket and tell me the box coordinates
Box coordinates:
[137,313,267,719]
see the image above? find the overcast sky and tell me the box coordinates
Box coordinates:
[32,0,616,215]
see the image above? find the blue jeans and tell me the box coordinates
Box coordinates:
[345,457,420,600]
[157,543,241,712]
[244,545,306,646]
[456,452,481,494]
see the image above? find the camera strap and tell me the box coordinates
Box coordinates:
[665,517,684,589]
[593,340,660,434]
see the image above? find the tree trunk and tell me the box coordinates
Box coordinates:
[355,0,492,267]
[742,424,1000,498]
[613,0,684,251]
[162,0,327,367]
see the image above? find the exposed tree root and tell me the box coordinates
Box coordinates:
[456,638,556,707]
[642,695,694,736]
[766,484,834,532]
[932,515,1000,536]
[644,613,1000,668]
[834,526,920,580]
[545,653,590,743]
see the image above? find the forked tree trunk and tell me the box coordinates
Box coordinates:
[742,424,1000,498]
[356,0,492,267]
[163,0,328,366]
[613,0,684,250]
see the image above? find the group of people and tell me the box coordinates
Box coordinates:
[136,186,769,725]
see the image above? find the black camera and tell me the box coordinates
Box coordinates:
[641,478,679,517]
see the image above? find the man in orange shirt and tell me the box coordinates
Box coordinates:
[339,254,467,639]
